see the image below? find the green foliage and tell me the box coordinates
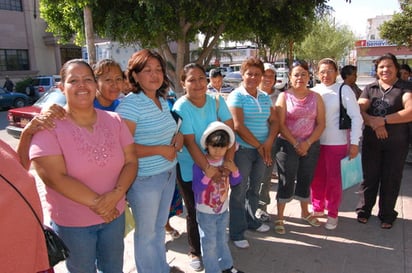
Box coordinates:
[380,1,412,48]
[15,77,33,93]
[295,17,356,66]
[39,0,329,94]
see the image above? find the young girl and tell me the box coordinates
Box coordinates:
[192,121,244,273]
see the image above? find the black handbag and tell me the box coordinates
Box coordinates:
[339,83,352,130]
[0,174,70,267]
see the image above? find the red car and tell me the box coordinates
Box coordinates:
[7,87,66,139]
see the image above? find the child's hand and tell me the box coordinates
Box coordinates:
[223,159,238,173]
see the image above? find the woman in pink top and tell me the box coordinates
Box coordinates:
[29,59,138,273]
[0,138,50,273]
[274,60,325,234]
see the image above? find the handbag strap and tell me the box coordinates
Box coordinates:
[339,83,346,110]
[0,173,44,229]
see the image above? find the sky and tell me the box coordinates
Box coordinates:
[327,0,401,38]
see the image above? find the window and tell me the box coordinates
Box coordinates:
[0,49,29,71]
[0,0,22,11]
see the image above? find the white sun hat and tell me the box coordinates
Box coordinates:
[200,121,235,150]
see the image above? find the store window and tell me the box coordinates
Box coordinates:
[0,0,22,11]
[0,49,29,71]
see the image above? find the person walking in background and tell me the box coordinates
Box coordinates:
[255,62,278,222]
[29,59,138,273]
[356,53,412,229]
[226,57,278,249]
[274,60,326,234]
[173,63,235,271]
[3,76,14,91]
[311,58,363,230]
[207,68,233,94]
[399,64,411,81]
[193,121,244,273]
[340,65,363,99]
[116,49,183,273]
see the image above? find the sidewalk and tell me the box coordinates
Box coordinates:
[39,163,412,273]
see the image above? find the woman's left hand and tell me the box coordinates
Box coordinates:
[374,126,388,139]
[348,144,359,159]
[90,192,122,221]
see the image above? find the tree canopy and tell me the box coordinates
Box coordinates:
[379,0,412,48]
[294,17,356,68]
[40,0,331,93]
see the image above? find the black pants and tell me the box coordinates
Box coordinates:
[176,164,201,257]
[357,126,409,224]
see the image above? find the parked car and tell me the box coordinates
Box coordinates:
[0,87,31,110]
[6,87,66,139]
[224,71,242,88]
[32,75,61,96]
[275,69,289,90]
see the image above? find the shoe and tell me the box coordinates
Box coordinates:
[222,266,245,273]
[255,223,270,232]
[233,239,250,249]
[274,220,286,235]
[325,216,338,230]
[189,254,204,272]
[301,214,321,227]
[255,208,271,222]
[166,228,181,239]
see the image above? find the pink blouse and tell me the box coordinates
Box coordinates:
[284,91,317,141]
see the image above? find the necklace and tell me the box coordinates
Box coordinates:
[378,80,397,101]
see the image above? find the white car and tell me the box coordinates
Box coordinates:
[275,69,289,90]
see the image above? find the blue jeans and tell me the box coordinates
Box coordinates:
[127,167,176,273]
[52,213,125,273]
[197,210,233,273]
[275,137,320,203]
[229,146,266,241]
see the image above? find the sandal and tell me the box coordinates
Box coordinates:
[381,222,393,229]
[357,210,370,224]
[357,217,368,224]
[274,220,286,235]
[301,214,321,227]
[166,228,181,239]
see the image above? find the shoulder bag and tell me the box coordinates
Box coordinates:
[0,174,70,267]
[339,83,352,129]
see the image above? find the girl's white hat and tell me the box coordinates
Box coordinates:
[200,121,235,149]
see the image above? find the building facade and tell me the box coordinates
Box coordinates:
[0,0,80,84]
[355,15,412,76]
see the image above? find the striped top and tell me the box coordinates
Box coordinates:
[116,92,177,176]
[227,86,272,148]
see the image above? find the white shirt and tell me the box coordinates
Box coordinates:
[313,82,363,145]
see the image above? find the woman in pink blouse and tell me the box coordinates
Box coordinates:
[274,60,325,234]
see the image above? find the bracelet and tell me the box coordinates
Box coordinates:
[293,142,300,148]
[384,116,387,125]
[306,140,311,146]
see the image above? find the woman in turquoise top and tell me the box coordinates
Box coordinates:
[173,63,234,271]
[226,57,278,249]
[116,49,183,273]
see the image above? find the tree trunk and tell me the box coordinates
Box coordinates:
[84,6,96,65]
